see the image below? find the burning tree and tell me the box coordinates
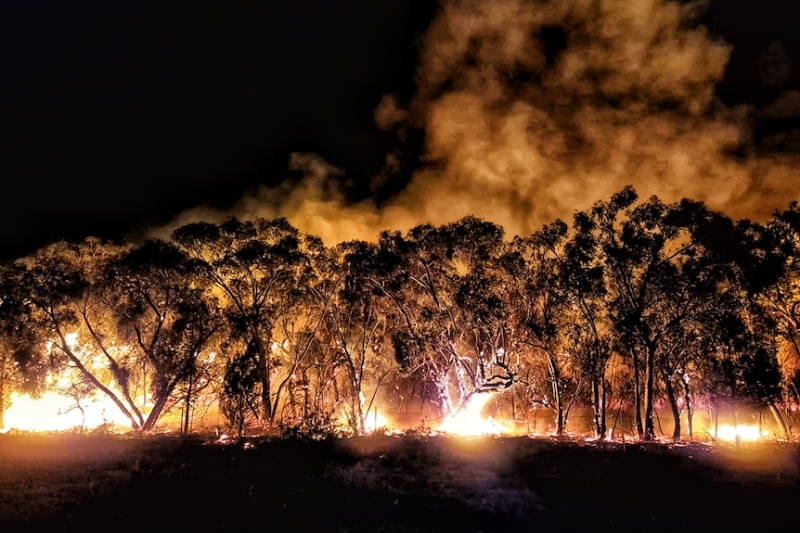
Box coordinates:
[172,217,318,425]
[266,235,338,429]
[13,238,221,432]
[0,263,48,429]
[368,217,517,420]
[104,239,221,431]
[315,240,395,434]
[3,191,800,439]
[504,222,580,437]
[559,210,619,440]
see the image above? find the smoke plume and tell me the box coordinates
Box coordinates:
[165,0,800,243]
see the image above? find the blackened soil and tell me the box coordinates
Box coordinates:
[0,434,798,533]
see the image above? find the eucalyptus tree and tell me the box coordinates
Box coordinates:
[101,239,222,432]
[559,211,618,439]
[317,239,395,433]
[171,217,315,423]
[15,238,221,432]
[18,239,148,429]
[267,234,339,425]
[0,263,48,429]
[356,217,511,418]
[503,222,577,436]
[388,222,465,415]
[439,217,516,398]
[747,203,800,383]
[679,202,794,438]
[580,187,647,437]
[590,187,738,440]
[399,217,512,416]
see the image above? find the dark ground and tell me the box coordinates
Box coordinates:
[0,433,798,532]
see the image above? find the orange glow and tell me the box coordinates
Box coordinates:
[363,409,389,434]
[714,424,766,443]
[437,393,508,437]
[1,391,132,433]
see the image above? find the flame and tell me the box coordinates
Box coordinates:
[713,424,767,443]
[1,391,133,433]
[437,393,507,437]
[363,409,389,434]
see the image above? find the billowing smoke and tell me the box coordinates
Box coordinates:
[164,0,800,243]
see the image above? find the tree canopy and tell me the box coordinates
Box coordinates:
[1,191,799,441]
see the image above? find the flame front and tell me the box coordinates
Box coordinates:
[363,410,389,434]
[2,391,133,433]
[437,394,507,437]
[713,424,767,443]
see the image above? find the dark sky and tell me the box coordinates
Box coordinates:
[1,0,799,260]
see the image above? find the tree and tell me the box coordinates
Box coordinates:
[172,217,312,424]
[504,222,577,436]
[0,263,48,429]
[18,240,150,430]
[591,188,732,440]
[391,218,516,417]
[267,234,338,426]
[685,203,794,438]
[560,211,618,439]
[102,239,221,431]
[16,238,220,432]
[317,240,394,433]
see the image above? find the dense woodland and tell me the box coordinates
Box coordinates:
[1,186,800,441]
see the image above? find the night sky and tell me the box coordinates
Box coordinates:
[2,0,800,261]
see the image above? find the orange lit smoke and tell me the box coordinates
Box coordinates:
[161,0,800,250]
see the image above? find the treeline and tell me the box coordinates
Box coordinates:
[1,186,800,440]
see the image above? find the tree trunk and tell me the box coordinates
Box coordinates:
[664,375,680,441]
[683,376,693,442]
[354,384,365,434]
[769,402,789,439]
[548,355,564,436]
[255,335,272,422]
[592,378,604,439]
[452,355,469,408]
[59,337,142,431]
[141,391,171,432]
[631,348,644,438]
[601,379,607,439]
[182,373,193,435]
[0,369,4,430]
[643,344,656,441]
[434,371,453,417]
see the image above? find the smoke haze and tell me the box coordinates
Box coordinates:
[164,0,800,243]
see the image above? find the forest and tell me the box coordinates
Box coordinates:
[2,185,799,442]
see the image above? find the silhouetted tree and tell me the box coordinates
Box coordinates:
[505,222,577,436]
[172,217,309,423]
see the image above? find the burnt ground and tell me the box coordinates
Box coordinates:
[0,433,799,532]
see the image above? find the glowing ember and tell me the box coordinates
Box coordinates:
[714,424,766,443]
[437,393,507,437]
[2,391,133,433]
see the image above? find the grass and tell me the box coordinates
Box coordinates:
[0,432,798,532]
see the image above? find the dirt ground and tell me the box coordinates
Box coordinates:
[0,432,799,532]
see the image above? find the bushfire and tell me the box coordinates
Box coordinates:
[0,385,775,446]
[1,190,799,447]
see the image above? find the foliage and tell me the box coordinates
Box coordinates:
[2,189,800,439]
